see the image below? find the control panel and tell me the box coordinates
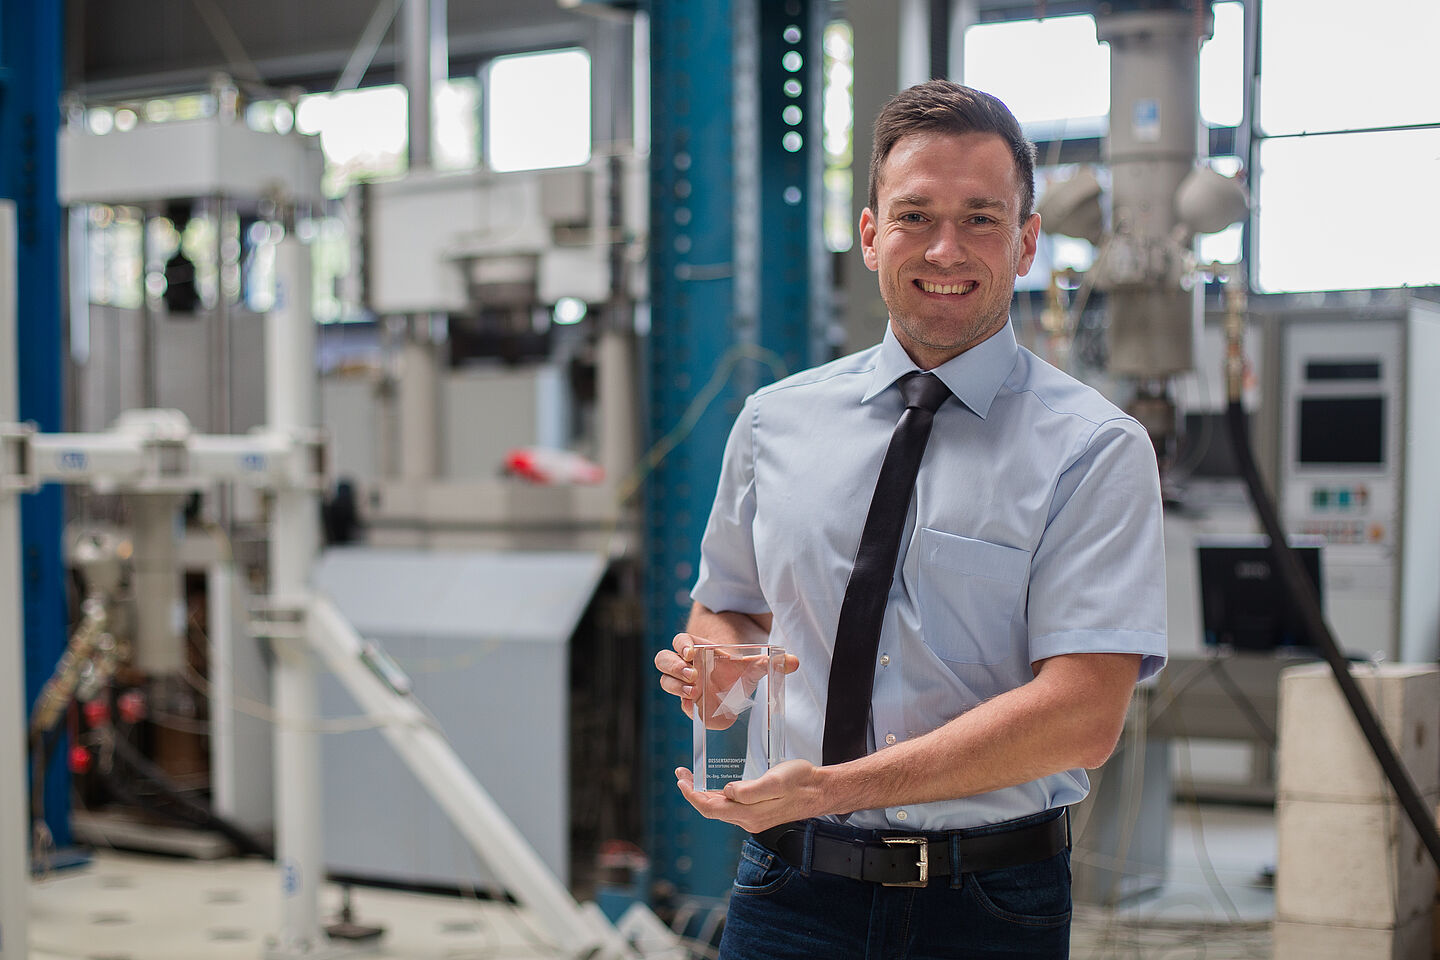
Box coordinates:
[1277,315,1419,659]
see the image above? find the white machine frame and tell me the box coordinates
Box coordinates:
[0,219,668,959]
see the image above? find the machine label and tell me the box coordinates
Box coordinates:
[241,453,268,472]
[58,450,88,471]
[1133,99,1161,142]
[281,858,301,897]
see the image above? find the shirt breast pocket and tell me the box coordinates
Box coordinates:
[918,528,1030,665]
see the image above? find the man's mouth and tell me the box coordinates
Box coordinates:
[915,279,976,295]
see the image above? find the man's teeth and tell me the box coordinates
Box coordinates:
[918,280,975,295]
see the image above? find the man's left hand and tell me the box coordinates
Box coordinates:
[675,759,829,833]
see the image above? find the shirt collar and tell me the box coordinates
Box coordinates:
[862,320,1018,419]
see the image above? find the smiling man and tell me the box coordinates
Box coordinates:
[655,81,1167,959]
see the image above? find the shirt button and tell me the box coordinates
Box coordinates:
[896,810,908,822]
[884,733,897,745]
[879,654,890,667]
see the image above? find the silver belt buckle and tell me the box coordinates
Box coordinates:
[881,836,929,887]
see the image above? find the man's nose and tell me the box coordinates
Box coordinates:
[925,222,967,267]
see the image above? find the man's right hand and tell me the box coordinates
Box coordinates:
[655,630,799,726]
[654,632,705,720]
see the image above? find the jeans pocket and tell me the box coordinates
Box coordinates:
[965,851,1072,927]
[732,836,797,897]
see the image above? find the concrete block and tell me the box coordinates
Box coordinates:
[1278,663,1439,804]
[1276,797,1437,926]
[1273,913,1431,960]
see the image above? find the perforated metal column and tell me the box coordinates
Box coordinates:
[0,0,69,849]
[644,0,823,901]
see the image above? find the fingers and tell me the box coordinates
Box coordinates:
[655,636,698,680]
[657,636,701,717]
[672,633,698,660]
[677,771,792,834]
[722,767,785,804]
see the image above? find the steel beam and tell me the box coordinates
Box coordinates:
[1,0,69,871]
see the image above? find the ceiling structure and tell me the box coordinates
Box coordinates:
[67,0,601,98]
[67,0,1141,99]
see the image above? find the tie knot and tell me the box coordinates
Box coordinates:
[899,372,950,414]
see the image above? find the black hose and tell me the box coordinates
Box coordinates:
[106,732,274,858]
[1225,399,1440,870]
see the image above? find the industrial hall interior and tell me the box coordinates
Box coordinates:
[2,0,1439,958]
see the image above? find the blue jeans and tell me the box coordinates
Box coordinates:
[718,811,1071,960]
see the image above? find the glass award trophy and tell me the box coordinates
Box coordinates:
[691,642,786,792]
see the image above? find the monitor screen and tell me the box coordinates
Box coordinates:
[1297,396,1384,465]
[1198,541,1323,651]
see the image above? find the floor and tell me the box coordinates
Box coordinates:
[29,851,565,960]
[26,802,1277,960]
[1073,800,1275,959]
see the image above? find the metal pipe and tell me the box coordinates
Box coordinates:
[207,561,238,821]
[397,318,440,482]
[263,226,333,958]
[402,0,447,172]
[128,493,185,675]
[0,199,30,960]
[1096,6,1211,379]
[142,203,161,407]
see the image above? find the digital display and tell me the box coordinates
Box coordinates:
[1306,360,1382,382]
[1297,397,1385,465]
[1199,543,1323,651]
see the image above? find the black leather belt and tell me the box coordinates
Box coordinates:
[753,812,1068,887]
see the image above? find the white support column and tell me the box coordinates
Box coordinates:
[0,201,30,960]
[207,561,237,820]
[129,493,184,674]
[597,328,638,489]
[396,321,439,483]
[263,228,337,958]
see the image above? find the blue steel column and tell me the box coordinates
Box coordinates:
[644,0,747,900]
[757,0,822,372]
[644,0,825,901]
[0,1,69,846]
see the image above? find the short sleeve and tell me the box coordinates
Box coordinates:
[691,396,769,615]
[1027,417,1168,680]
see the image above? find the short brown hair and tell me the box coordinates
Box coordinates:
[867,80,1037,222]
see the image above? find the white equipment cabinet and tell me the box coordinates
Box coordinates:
[312,547,606,891]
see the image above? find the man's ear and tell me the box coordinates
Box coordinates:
[859,207,879,272]
[1015,212,1041,277]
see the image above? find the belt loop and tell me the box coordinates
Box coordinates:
[1064,808,1072,852]
[799,821,817,877]
[948,832,963,889]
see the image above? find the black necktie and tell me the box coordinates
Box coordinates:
[822,371,951,766]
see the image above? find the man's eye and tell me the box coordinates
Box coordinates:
[899,212,926,223]
[969,215,996,225]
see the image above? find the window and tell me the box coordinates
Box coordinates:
[296,84,409,196]
[1256,128,1440,293]
[1199,1,1243,128]
[963,15,1109,137]
[822,20,855,252]
[486,48,592,173]
[1253,0,1439,292]
[1259,0,1438,136]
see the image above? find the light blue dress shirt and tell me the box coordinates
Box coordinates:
[691,321,1168,831]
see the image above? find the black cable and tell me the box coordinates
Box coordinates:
[1225,399,1440,871]
[106,731,273,858]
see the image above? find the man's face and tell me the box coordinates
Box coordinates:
[860,131,1040,370]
